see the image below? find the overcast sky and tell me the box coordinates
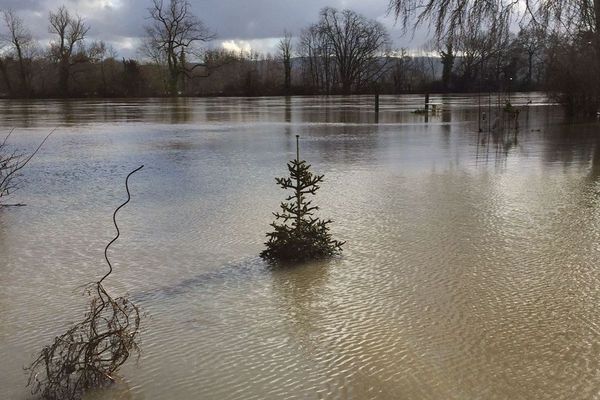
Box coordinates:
[2,0,432,57]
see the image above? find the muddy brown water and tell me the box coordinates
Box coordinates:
[2,94,600,399]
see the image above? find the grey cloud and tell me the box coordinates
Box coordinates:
[0,0,430,57]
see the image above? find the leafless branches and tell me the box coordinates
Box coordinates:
[1,9,36,96]
[48,6,90,96]
[299,24,337,93]
[26,284,141,400]
[278,31,293,94]
[143,0,215,95]
[0,129,54,206]
[27,166,144,400]
[389,0,599,43]
[389,0,516,42]
[298,8,391,94]
[319,8,391,93]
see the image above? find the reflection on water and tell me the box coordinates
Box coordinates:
[2,94,600,399]
[0,93,555,127]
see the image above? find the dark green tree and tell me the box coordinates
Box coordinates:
[261,135,344,262]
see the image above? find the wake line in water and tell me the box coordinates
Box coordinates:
[131,257,269,303]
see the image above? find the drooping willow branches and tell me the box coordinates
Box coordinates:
[27,165,144,400]
[388,0,600,40]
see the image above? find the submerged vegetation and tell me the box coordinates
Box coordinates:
[26,166,144,400]
[261,136,344,263]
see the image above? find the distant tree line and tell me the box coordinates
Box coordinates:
[0,0,583,105]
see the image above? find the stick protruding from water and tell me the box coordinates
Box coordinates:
[100,165,144,286]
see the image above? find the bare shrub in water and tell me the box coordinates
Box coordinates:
[27,166,144,400]
[261,136,344,262]
[0,129,54,206]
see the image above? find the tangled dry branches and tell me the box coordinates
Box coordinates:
[26,165,144,400]
[26,285,141,400]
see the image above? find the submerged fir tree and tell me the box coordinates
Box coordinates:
[261,135,344,262]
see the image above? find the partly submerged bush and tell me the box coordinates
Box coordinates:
[27,166,144,400]
[261,136,344,263]
[26,285,141,400]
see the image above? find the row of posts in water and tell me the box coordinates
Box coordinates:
[373,93,520,132]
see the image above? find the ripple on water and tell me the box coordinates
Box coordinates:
[3,96,600,399]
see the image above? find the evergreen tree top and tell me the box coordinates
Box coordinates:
[260,135,344,263]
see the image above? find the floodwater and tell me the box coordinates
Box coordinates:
[1,94,600,399]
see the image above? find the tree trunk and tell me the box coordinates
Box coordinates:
[15,48,29,97]
[284,60,291,94]
[341,78,351,95]
[0,59,13,96]
[168,69,178,96]
[59,59,69,97]
[527,52,533,89]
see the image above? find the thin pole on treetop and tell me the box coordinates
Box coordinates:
[295,134,301,232]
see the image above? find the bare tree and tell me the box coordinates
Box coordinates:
[0,26,11,95]
[388,48,414,92]
[143,0,215,95]
[454,30,491,86]
[515,26,547,88]
[86,41,119,96]
[48,6,89,96]
[1,9,35,97]
[278,31,293,94]
[318,8,391,94]
[298,24,336,93]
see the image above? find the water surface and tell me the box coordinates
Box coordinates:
[2,94,600,399]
